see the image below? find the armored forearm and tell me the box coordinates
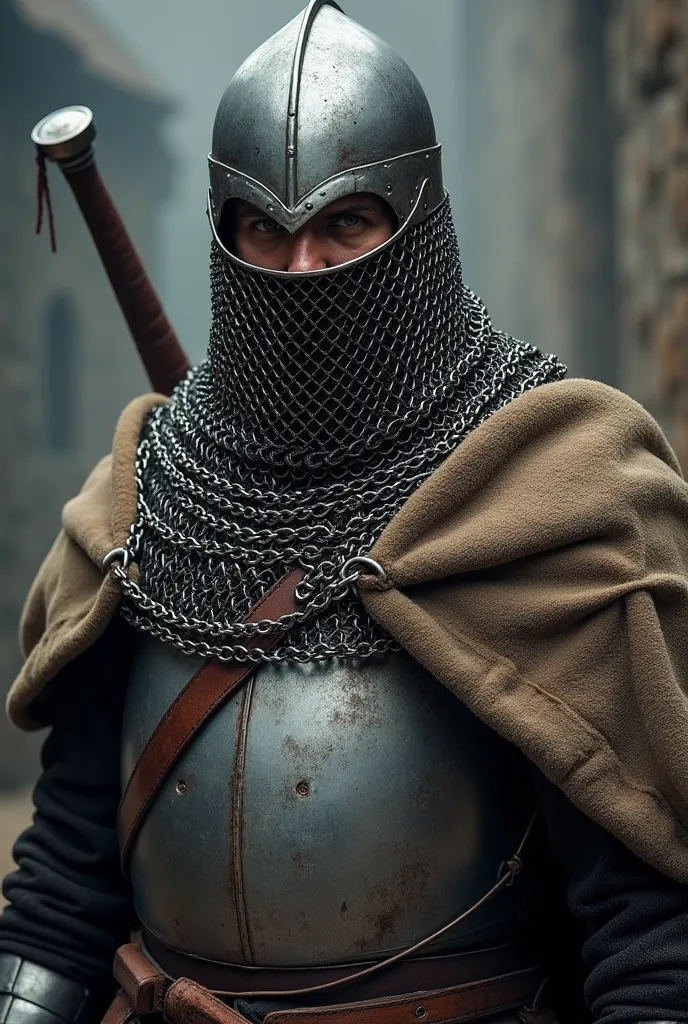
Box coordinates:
[0,955,96,1024]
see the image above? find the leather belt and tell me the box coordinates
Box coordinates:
[143,931,540,1001]
[263,972,552,1024]
[104,937,555,1024]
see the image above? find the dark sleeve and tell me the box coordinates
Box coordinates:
[0,617,137,993]
[533,769,688,1024]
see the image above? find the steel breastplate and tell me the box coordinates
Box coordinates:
[122,639,535,968]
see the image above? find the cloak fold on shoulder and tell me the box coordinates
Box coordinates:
[8,379,688,883]
[10,393,164,723]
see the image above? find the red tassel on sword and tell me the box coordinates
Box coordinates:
[31,105,190,397]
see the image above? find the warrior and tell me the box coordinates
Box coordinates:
[3,5,688,1024]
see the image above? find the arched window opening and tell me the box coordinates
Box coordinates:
[44,292,80,452]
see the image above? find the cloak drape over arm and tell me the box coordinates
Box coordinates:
[359,378,688,882]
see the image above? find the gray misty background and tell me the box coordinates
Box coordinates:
[2,0,682,866]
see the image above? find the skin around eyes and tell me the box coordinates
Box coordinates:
[230,193,397,271]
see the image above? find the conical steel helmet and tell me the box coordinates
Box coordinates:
[208,0,444,270]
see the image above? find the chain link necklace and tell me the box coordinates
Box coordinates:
[114,200,567,662]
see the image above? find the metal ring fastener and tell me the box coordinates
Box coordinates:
[102,547,132,571]
[341,556,387,582]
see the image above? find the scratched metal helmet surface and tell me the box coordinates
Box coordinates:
[207,0,444,271]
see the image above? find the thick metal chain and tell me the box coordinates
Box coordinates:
[116,201,566,662]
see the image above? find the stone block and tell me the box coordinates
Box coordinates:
[667,164,688,234]
[652,310,687,390]
[643,0,682,58]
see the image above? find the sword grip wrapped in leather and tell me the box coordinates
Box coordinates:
[61,157,190,397]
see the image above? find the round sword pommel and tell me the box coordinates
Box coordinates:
[31,105,96,161]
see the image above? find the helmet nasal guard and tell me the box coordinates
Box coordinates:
[207,0,444,276]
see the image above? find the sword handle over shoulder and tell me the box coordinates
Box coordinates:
[31,105,190,397]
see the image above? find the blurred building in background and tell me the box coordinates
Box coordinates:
[610,0,688,468]
[457,0,617,384]
[457,0,688,467]
[0,0,173,787]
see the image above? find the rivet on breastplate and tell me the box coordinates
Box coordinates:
[176,778,188,795]
[414,1007,427,1019]
[295,780,310,797]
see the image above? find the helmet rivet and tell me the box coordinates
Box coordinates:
[386,183,393,192]
[267,204,274,212]
[176,779,188,795]
[305,202,314,211]
[287,146,295,157]
[295,780,310,797]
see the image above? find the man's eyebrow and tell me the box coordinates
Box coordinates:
[324,200,381,215]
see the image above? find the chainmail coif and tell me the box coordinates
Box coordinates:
[117,199,567,662]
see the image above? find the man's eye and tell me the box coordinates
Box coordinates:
[333,213,362,228]
[254,219,282,233]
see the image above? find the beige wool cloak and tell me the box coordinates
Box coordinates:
[7,379,688,883]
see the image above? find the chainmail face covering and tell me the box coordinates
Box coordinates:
[116,199,567,662]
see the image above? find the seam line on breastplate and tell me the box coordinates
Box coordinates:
[231,673,256,964]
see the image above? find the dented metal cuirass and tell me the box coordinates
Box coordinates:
[122,640,535,967]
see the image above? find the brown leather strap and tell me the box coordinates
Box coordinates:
[117,568,305,869]
[143,931,538,1001]
[101,990,136,1024]
[264,969,544,1024]
[113,942,168,1015]
[110,939,546,1024]
[165,978,247,1024]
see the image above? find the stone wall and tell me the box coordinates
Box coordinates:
[610,0,688,465]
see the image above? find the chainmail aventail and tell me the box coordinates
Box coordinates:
[114,199,567,662]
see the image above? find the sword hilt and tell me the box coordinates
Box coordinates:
[31,105,190,397]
